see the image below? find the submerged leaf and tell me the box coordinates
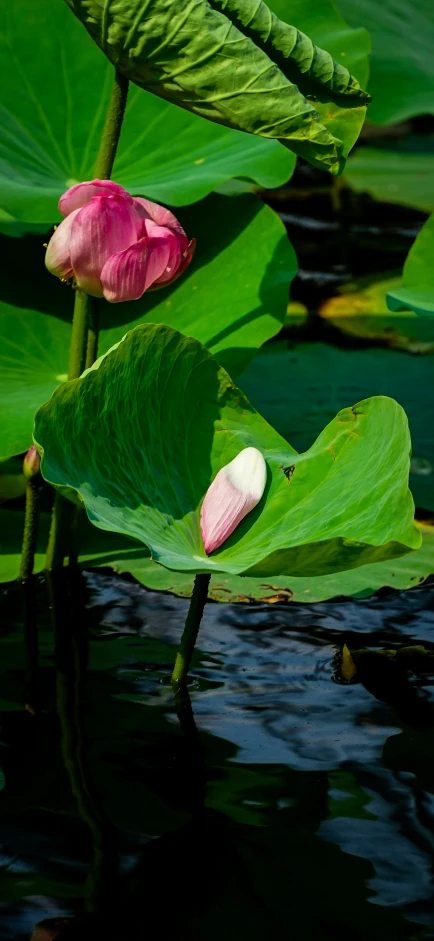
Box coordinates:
[63,0,370,174]
[34,324,420,578]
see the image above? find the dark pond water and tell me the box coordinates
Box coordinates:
[1,571,434,940]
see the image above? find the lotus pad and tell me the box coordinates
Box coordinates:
[34,324,420,577]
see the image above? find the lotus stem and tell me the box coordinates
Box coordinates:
[93,70,129,180]
[85,298,100,369]
[171,574,211,690]
[19,478,39,582]
[87,70,129,363]
[45,70,129,572]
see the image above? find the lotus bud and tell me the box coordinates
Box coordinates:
[23,445,41,480]
[45,181,195,302]
[200,447,266,554]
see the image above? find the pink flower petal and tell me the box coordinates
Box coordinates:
[70,195,141,297]
[132,197,188,251]
[200,447,267,554]
[100,236,171,303]
[142,225,181,284]
[44,209,80,279]
[149,238,196,290]
[59,179,132,217]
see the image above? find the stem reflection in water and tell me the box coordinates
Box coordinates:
[49,570,119,918]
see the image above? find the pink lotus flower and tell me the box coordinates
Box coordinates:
[200,447,267,554]
[45,179,195,303]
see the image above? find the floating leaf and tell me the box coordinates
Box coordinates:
[338,0,434,125]
[63,0,369,176]
[34,323,420,579]
[345,149,434,213]
[387,214,434,318]
[319,276,434,351]
[0,194,295,459]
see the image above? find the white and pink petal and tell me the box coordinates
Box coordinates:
[200,448,267,554]
[44,209,81,279]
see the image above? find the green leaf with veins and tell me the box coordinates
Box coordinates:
[0,0,294,222]
[63,0,369,176]
[1,510,433,599]
[0,0,369,222]
[34,323,420,578]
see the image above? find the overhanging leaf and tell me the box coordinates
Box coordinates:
[0,194,295,459]
[34,323,420,578]
[269,0,370,157]
[63,0,369,176]
[387,214,434,318]
[0,0,296,223]
[338,0,434,125]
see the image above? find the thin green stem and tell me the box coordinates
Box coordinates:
[19,479,40,713]
[171,574,211,690]
[44,70,129,573]
[19,480,39,581]
[85,298,100,370]
[45,492,76,572]
[69,288,91,379]
[86,69,129,363]
[93,70,129,180]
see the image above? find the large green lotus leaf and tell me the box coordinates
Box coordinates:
[63,0,370,178]
[0,306,69,460]
[87,523,434,601]
[387,214,434,318]
[0,194,294,458]
[337,0,434,125]
[345,149,434,213]
[240,341,434,513]
[34,323,420,578]
[1,508,433,601]
[0,0,297,223]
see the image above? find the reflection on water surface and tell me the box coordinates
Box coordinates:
[1,571,434,940]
